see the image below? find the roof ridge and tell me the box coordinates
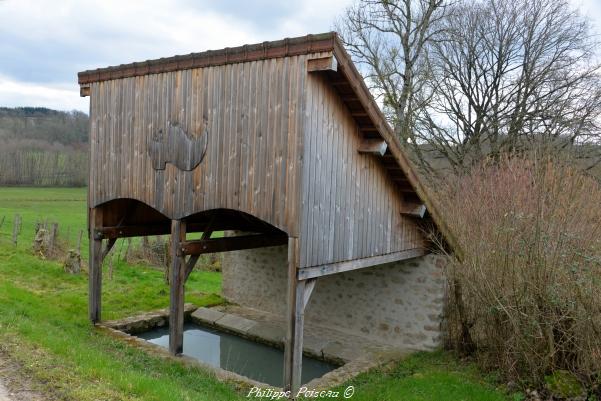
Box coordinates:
[78,32,337,85]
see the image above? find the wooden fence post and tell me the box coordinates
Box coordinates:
[49,222,58,255]
[77,229,83,254]
[65,226,71,247]
[12,214,21,246]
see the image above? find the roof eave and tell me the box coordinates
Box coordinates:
[331,36,462,258]
[77,32,337,85]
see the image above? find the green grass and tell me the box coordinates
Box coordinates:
[322,352,519,401]
[0,187,516,401]
[0,187,88,254]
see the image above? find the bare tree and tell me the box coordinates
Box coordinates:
[336,0,447,174]
[422,0,601,173]
[338,0,601,175]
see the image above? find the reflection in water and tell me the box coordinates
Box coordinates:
[137,323,336,387]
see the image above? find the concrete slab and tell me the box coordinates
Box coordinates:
[303,335,331,357]
[214,314,257,334]
[190,307,226,325]
[246,322,286,346]
[322,341,366,364]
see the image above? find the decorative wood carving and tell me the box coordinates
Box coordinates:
[149,121,208,171]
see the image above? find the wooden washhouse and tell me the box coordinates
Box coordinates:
[78,32,452,393]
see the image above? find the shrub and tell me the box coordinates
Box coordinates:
[439,156,601,387]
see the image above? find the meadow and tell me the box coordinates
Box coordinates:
[0,187,517,401]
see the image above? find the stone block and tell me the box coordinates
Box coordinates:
[214,313,257,334]
[303,335,331,357]
[322,341,364,364]
[190,307,226,325]
[246,323,286,345]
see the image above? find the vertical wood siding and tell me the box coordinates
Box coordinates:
[299,73,425,268]
[89,55,307,236]
[88,52,426,266]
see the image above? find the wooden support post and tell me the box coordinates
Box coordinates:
[169,219,186,355]
[89,208,103,323]
[284,237,312,397]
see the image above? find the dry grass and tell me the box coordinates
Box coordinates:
[438,155,601,388]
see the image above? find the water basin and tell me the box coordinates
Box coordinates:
[137,322,337,387]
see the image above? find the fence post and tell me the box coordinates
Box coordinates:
[77,229,83,254]
[65,226,71,248]
[12,214,21,246]
[49,223,58,255]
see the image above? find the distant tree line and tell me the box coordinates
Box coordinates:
[0,107,88,186]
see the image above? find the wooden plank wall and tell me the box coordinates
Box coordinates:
[89,55,308,236]
[299,71,425,269]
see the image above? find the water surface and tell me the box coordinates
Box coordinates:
[137,322,337,386]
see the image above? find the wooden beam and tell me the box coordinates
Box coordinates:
[180,233,287,256]
[283,237,304,395]
[400,203,427,218]
[200,215,215,240]
[297,248,427,280]
[389,171,409,181]
[183,255,200,282]
[95,223,210,239]
[80,85,91,97]
[398,186,417,193]
[101,238,117,261]
[95,221,259,240]
[307,55,338,73]
[89,208,103,324]
[392,179,410,186]
[95,224,170,239]
[169,220,186,355]
[358,139,387,156]
[303,278,316,310]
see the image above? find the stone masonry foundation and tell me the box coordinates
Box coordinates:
[222,246,447,350]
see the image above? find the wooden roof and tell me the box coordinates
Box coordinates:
[78,32,458,255]
[78,33,337,84]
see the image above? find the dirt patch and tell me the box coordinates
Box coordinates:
[0,351,54,401]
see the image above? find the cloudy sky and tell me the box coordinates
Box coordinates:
[1,0,600,113]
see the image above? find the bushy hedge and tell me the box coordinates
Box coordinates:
[440,156,601,388]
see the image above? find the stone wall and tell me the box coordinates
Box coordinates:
[222,245,447,350]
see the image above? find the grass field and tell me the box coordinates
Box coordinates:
[0,187,518,401]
